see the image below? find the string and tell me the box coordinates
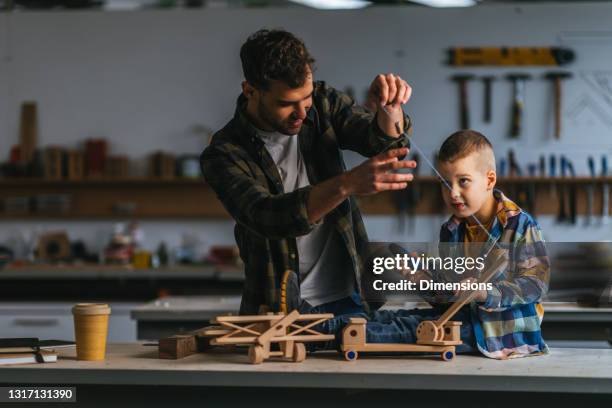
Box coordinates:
[378,104,500,256]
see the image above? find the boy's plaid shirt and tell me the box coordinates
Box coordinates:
[434,190,550,359]
[200,81,410,315]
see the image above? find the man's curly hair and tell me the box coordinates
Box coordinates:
[240,29,315,90]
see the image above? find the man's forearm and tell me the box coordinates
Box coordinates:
[306,173,350,224]
[376,110,403,138]
[306,146,415,224]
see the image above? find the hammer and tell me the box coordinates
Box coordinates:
[451,74,475,129]
[481,76,496,123]
[544,71,573,139]
[506,74,532,138]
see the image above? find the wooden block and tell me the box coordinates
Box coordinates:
[43,146,64,180]
[158,335,197,359]
[85,139,107,178]
[65,150,85,180]
[37,232,70,261]
[105,156,129,179]
[19,101,37,165]
[149,152,176,179]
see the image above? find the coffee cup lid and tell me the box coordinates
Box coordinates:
[72,303,111,315]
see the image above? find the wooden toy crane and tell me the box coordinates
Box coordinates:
[199,310,334,364]
[342,250,508,362]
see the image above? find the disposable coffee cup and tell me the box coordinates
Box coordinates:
[72,303,111,361]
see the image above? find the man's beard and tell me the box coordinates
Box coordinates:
[257,99,300,136]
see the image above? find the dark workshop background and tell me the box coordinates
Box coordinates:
[0,1,610,346]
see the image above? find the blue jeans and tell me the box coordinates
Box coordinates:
[301,294,477,354]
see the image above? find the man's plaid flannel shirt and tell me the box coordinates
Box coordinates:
[200,81,411,314]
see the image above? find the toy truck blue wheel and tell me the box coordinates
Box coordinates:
[344,350,358,361]
[442,350,455,361]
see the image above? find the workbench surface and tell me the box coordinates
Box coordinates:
[2,344,611,394]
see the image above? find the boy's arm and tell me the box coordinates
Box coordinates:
[480,221,550,311]
[322,83,412,157]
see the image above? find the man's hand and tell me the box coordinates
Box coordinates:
[342,147,416,196]
[365,73,412,137]
[306,147,416,224]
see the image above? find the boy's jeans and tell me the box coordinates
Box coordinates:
[300,293,477,354]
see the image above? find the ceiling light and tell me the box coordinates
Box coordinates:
[409,0,477,7]
[288,0,372,10]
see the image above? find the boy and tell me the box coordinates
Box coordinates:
[316,130,550,359]
[424,129,550,359]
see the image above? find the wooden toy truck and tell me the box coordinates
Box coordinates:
[342,250,508,362]
[342,317,460,361]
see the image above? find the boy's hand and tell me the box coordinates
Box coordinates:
[454,278,488,302]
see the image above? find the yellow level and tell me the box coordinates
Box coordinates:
[448,47,575,66]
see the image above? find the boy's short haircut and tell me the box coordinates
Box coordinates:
[437,130,496,172]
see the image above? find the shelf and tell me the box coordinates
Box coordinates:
[359,177,612,216]
[0,177,610,218]
[1,176,610,186]
[0,177,228,219]
[0,264,244,280]
[0,177,204,186]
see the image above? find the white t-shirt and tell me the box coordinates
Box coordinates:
[256,128,355,306]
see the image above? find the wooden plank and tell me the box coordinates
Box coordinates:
[416,340,462,346]
[214,313,333,323]
[211,334,334,346]
[344,343,449,353]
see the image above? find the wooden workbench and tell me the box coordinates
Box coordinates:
[2,343,612,390]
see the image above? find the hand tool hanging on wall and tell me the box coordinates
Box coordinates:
[565,157,577,225]
[508,149,522,177]
[586,156,596,226]
[451,74,475,129]
[447,47,575,66]
[557,156,567,223]
[602,156,609,225]
[481,76,496,123]
[538,155,547,216]
[549,155,557,199]
[544,71,573,139]
[507,149,521,208]
[506,74,532,138]
[498,159,507,177]
[526,164,537,215]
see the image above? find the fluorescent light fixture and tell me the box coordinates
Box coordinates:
[409,0,477,7]
[104,1,149,11]
[288,0,372,10]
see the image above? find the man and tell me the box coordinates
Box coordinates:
[200,29,416,317]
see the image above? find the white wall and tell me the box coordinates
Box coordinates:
[0,4,611,254]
